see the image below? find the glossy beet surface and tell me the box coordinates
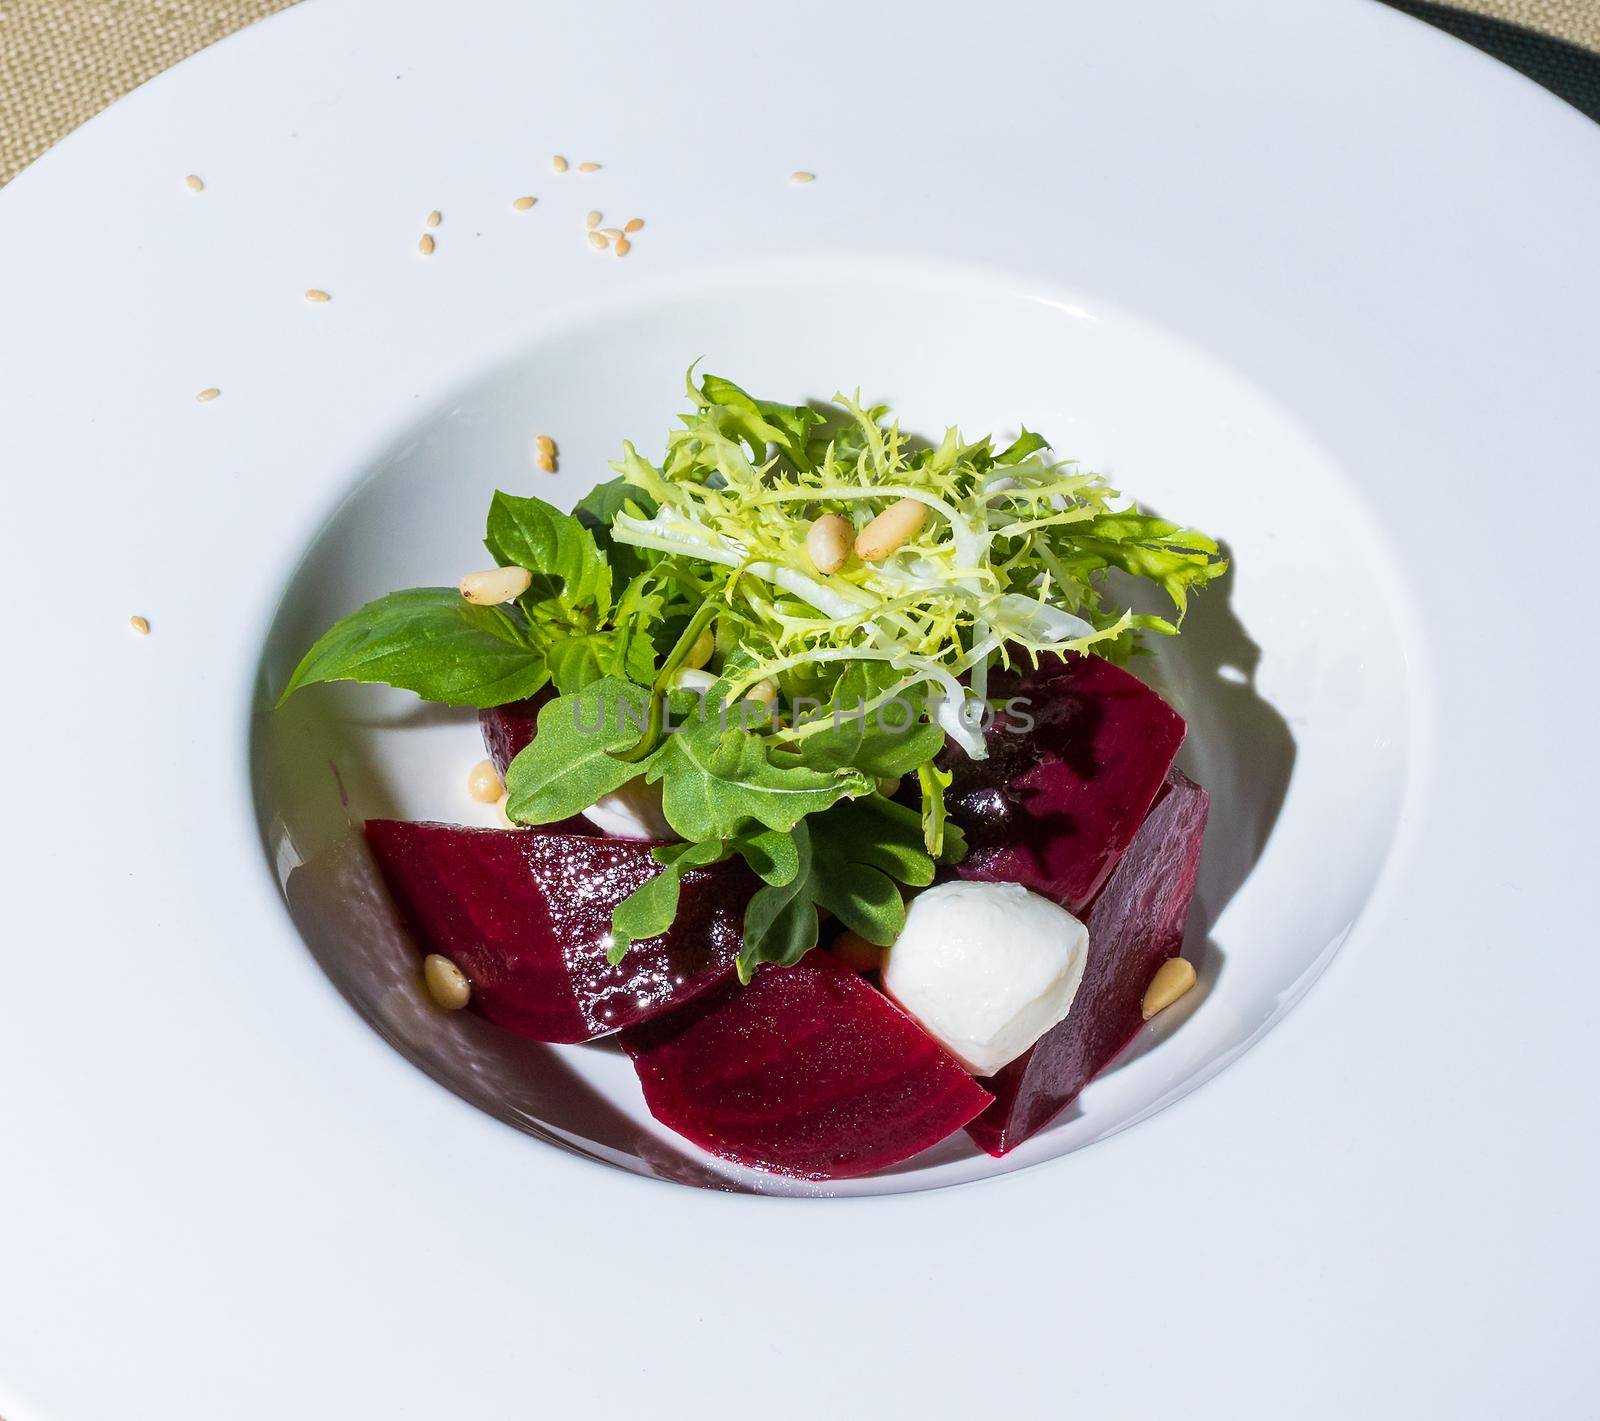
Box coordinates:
[944,653,1186,912]
[966,768,1209,1155]
[623,952,994,1179]
[365,821,753,1042]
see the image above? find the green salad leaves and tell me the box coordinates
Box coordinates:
[280,370,1225,978]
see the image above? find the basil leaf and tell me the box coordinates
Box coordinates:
[485,490,612,618]
[576,477,659,583]
[277,587,549,708]
[503,677,651,824]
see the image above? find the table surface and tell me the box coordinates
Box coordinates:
[0,0,1597,187]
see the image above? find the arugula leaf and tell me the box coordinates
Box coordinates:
[608,827,800,964]
[277,587,549,708]
[792,663,946,779]
[739,823,819,981]
[917,758,955,858]
[607,838,730,963]
[485,490,612,618]
[503,677,651,824]
[644,695,871,840]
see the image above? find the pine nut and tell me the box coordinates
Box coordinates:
[423,954,471,1010]
[467,759,503,803]
[426,209,442,228]
[195,387,220,402]
[681,624,716,670]
[829,930,884,973]
[806,512,853,573]
[599,227,623,241]
[129,615,151,635]
[494,792,516,829]
[745,678,778,708]
[418,233,435,255]
[587,231,609,250]
[304,288,331,303]
[614,235,631,256]
[512,195,536,210]
[535,450,556,473]
[551,154,568,172]
[577,161,601,172]
[624,217,644,233]
[1142,957,1197,1020]
[855,499,927,560]
[535,433,556,459]
[790,170,815,184]
[585,210,602,228]
[184,174,204,192]
[460,565,533,604]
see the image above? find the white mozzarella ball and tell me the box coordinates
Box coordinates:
[581,776,676,841]
[882,880,1089,1076]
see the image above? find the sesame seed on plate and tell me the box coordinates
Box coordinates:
[425,209,442,228]
[129,615,151,635]
[790,170,816,184]
[196,386,221,402]
[512,195,537,210]
[304,288,331,303]
[624,217,644,233]
[418,233,435,255]
[551,154,569,172]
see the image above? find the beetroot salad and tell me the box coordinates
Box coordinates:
[279,371,1225,1179]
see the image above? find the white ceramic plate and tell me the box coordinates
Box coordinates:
[2,0,1597,1414]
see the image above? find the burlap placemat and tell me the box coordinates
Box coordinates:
[1,0,1597,186]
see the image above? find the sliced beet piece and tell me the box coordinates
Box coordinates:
[945,653,1186,912]
[365,821,753,1043]
[479,695,544,775]
[623,952,994,1180]
[965,768,1209,1156]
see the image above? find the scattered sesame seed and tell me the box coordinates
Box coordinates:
[304,288,332,303]
[196,387,221,402]
[614,235,631,257]
[624,217,644,233]
[512,195,537,211]
[577,161,601,173]
[551,154,569,172]
[585,210,602,229]
[790,170,816,184]
[418,233,435,255]
[129,615,151,635]
[586,231,609,250]
[426,209,442,228]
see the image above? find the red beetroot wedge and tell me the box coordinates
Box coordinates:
[365,821,754,1043]
[944,653,1186,912]
[479,695,543,775]
[623,952,994,1179]
[966,768,1209,1156]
